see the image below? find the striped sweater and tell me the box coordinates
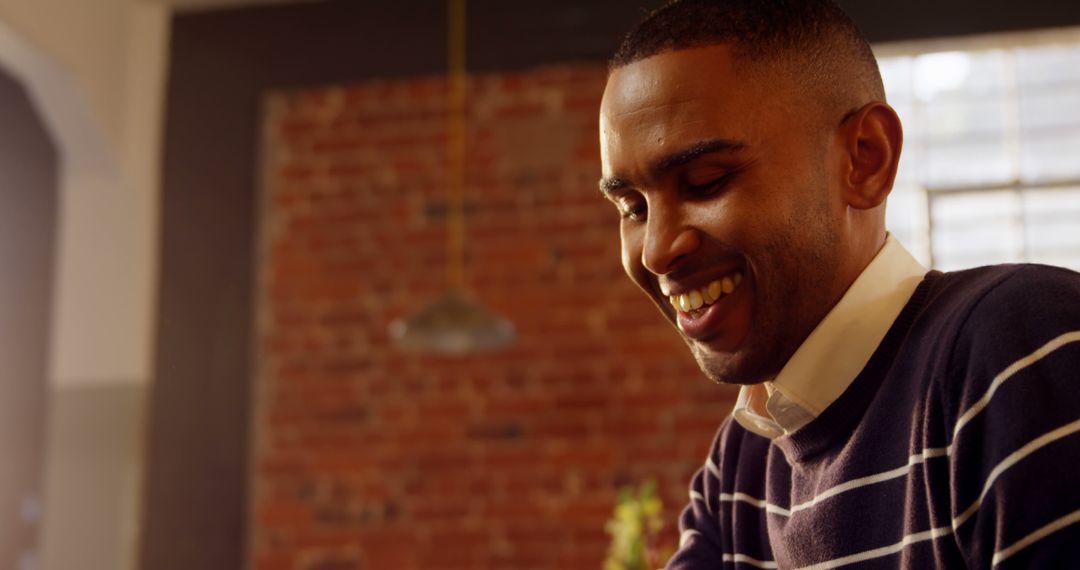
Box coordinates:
[668,264,1080,569]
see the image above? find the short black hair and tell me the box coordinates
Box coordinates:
[612,0,884,118]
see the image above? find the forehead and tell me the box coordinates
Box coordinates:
[600,46,782,172]
[603,45,745,112]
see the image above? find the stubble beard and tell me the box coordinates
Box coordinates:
[691,195,842,386]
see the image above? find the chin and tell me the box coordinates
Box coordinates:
[691,345,760,384]
[689,343,771,386]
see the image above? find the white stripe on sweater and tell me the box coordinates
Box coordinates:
[992,507,1080,566]
[718,492,792,517]
[787,447,948,515]
[680,529,779,568]
[712,448,947,518]
[679,529,700,548]
[706,456,721,479]
[952,416,1080,531]
[701,330,1080,520]
[722,553,778,568]
[792,525,954,570]
[690,488,709,516]
[949,330,1080,450]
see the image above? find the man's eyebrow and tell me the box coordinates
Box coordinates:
[598,177,631,196]
[653,138,747,175]
[598,138,747,196]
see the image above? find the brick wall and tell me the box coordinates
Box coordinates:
[253,63,738,570]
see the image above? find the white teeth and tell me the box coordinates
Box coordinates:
[701,285,717,304]
[668,271,744,313]
[707,280,722,301]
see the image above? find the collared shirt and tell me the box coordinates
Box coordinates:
[733,235,929,439]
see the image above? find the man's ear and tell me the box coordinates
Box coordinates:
[841,101,903,210]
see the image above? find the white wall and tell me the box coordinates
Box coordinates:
[0,1,169,568]
[0,0,167,389]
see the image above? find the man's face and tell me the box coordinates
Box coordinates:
[599,45,854,385]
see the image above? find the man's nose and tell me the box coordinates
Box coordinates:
[641,204,699,275]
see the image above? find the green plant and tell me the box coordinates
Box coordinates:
[603,479,675,570]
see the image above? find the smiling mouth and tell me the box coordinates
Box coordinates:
[667,271,744,314]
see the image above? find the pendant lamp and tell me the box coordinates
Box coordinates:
[389,0,515,354]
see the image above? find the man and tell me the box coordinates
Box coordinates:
[598,0,1080,568]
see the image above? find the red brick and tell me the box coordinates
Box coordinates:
[257,502,311,528]
[253,65,741,570]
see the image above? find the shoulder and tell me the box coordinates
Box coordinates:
[961,263,1080,312]
[935,266,1080,569]
[902,264,1080,415]
[946,264,1080,350]
[935,264,1080,417]
[928,263,1080,309]
[916,264,1080,348]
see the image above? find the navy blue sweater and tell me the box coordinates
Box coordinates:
[668,264,1080,569]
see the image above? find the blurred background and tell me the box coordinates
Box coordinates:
[1,1,1079,569]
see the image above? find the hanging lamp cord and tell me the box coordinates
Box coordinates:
[446,0,467,291]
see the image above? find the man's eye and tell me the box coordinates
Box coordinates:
[617,198,647,221]
[685,173,734,197]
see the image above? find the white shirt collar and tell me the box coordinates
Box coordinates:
[733,235,928,439]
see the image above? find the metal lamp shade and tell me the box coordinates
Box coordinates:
[389,289,515,354]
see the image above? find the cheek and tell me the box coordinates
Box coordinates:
[620,235,637,277]
[620,247,634,280]
[690,195,759,244]
[619,229,649,287]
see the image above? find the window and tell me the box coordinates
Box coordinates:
[877,28,1080,271]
